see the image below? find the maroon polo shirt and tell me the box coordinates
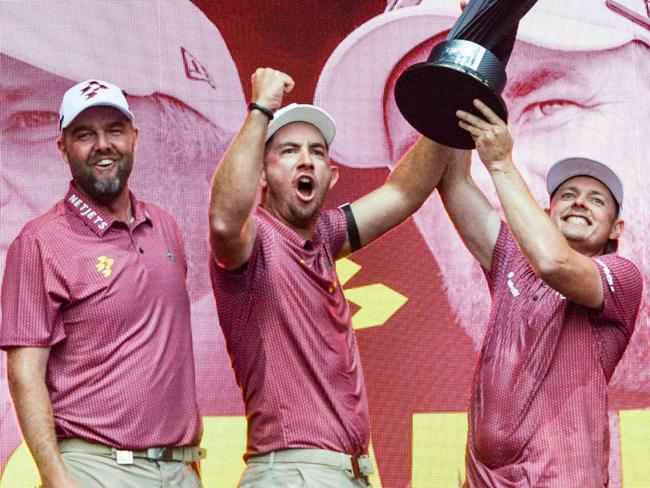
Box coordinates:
[465,224,642,487]
[0,183,202,449]
[210,206,370,460]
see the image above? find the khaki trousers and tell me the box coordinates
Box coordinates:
[238,452,372,488]
[61,450,202,488]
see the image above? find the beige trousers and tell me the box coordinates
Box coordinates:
[61,450,202,488]
[238,459,372,488]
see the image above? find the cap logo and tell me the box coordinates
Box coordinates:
[80,80,109,100]
[181,47,216,89]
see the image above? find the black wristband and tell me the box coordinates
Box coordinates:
[340,203,362,252]
[248,102,274,120]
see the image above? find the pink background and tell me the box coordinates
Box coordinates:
[1,1,648,486]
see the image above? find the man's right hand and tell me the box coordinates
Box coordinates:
[251,68,295,112]
[456,99,514,171]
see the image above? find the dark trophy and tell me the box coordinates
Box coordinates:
[394,0,538,149]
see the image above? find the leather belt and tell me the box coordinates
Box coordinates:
[59,438,206,463]
[248,448,374,479]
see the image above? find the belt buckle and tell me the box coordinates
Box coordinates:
[146,447,174,461]
[351,455,374,478]
[356,455,374,476]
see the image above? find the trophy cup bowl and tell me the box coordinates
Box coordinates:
[395,39,507,149]
[394,0,538,149]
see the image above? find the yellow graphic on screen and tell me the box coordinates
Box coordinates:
[95,255,114,278]
[1,417,383,487]
[412,412,468,487]
[2,410,648,487]
[619,409,650,487]
[336,257,408,330]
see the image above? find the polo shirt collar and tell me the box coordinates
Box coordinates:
[64,182,152,237]
[256,206,321,249]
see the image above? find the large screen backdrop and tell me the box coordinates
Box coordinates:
[1,1,648,487]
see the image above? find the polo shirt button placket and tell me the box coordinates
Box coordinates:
[126,228,144,255]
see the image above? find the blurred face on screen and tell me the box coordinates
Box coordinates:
[0,54,71,275]
[385,40,649,380]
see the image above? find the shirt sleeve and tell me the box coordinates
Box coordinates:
[320,208,348,258]
[0,233,68,349]
[592,254,642,329]
[591,254,643,379]
[209,213,266,344]
[484,220,512,293]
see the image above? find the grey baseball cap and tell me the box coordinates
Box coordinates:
[546,157,624,212]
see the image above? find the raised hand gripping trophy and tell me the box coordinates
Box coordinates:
[395,0,538,149]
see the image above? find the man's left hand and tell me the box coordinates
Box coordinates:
[456,99,514,169]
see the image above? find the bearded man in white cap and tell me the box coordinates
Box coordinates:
[315,1,649,482]
[0,0,247,483]
[0,78,207,487]
[208,67,466,487]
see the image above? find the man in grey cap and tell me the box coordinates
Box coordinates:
[315,2,649,480]
[0,0,246,481]
[440,98,642,486]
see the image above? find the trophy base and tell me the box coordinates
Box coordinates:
[395,40,508,149]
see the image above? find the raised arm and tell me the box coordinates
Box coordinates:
[456,99,606,308]
[7,347,82,488]
[339,137,467,257]
[209,68,294,270]
[437,146,501,270]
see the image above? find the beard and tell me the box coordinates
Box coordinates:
[69,152,134,205]
[265,177,330,231]
[288,192,326,228]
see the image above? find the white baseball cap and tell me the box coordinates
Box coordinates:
[266,104,336,147]
[59,80,134,130]
[314,0,650,168]
[546,157,624,212]
[1,0,245,133]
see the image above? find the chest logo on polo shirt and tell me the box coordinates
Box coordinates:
[96,256,114,278]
